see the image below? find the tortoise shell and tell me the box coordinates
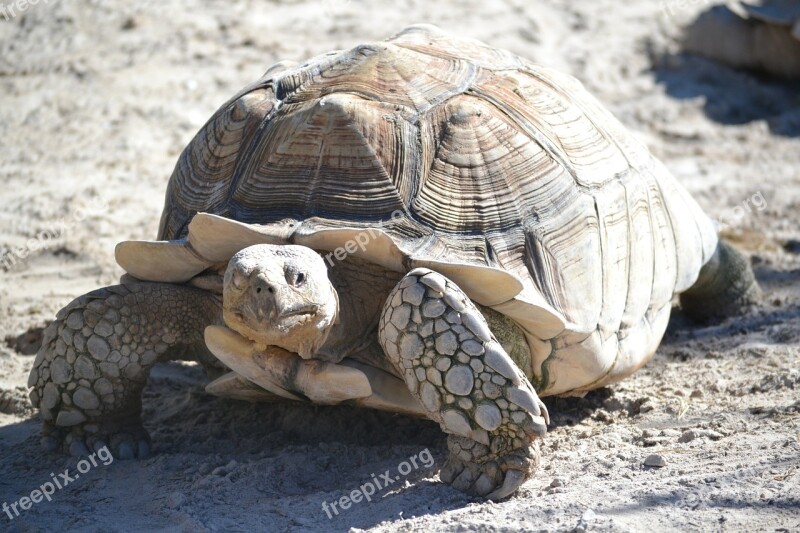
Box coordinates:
[118,25,717,395]
[742,0,800,36]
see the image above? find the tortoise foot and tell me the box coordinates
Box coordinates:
[42,416,151,460]
[440,435,539,500]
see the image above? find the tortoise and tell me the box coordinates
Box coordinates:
[28,24,761,499]
[684,0,800,79]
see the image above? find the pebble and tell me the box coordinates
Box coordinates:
[644,454,667,467]
[679,429,724,443]
[166,491,186,509]
[573,508,596,533]
[783,239,800,254]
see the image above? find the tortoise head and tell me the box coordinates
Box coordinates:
[222,244,339,358]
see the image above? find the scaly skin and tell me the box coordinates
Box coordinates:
[28,283,222,458]
[378,268,548,500]
[680,240,762,321]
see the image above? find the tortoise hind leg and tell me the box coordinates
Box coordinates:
[28,283,222,458]
[378,268,548,500]
[679,239,761,321]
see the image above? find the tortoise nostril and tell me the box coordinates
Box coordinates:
[256,287,261,294]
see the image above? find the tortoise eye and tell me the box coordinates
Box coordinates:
[286,266,306,287]
[231,271,246,290]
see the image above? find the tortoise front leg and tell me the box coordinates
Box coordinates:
[378,268,548,500]
[28,283,222,458]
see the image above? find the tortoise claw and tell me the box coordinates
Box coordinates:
[439,436,540,500]
[487,469,526,501]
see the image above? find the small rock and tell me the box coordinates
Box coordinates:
[573,508,596,533]
[211,460,238,477]
[166,491,185,509]
[121,17,137,30]
[783,239,800,254]
[641,429,658,439]
[679,429,724,443]
[638,400,654,413]
[644,454,667,467]
[549,478,563,488]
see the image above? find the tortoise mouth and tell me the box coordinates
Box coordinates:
[229,304,319,332]
[275,307,319,330]
[278,303,320,320]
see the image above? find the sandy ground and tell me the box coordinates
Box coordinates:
[1,0,799,531]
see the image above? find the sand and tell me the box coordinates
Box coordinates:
[1,0,799,531]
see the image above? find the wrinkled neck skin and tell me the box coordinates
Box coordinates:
[315,256,403,364]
